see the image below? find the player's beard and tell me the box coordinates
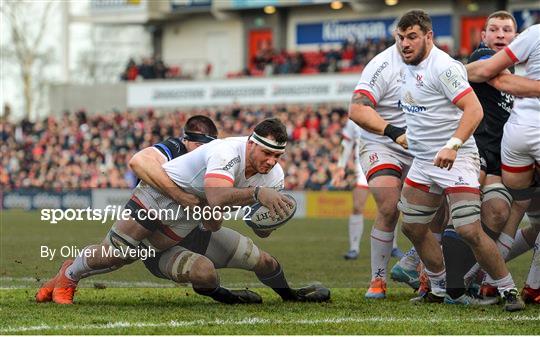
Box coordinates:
[405,39,427,66]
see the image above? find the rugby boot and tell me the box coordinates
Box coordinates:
[390,264,420,290]
[410,291,445,304]
[227,290,263,304]
[35,259,73,303]
[479,283,499,299]
[444,293,498,305]
[502,288,525,312]
[343,250,359,260]
[521,285,540,304]
[365,277,386,299]
[52,260,78,304]
[391,247,405,259]
[288,284,331,302]
[416,268,430,297]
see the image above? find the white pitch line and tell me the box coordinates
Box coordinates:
[1,316,539,333]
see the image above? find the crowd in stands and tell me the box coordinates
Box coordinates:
[121,56,190,81]
[1,105,359,191]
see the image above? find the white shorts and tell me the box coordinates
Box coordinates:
[501,122,540,173]
[404,152,481,195]
[355,161,369,188]
[358,139,413,181]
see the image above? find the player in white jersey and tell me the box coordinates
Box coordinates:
[334,119,403,260]
[395,10,524,311]
[37,119,329,305]
[333,119,369,260]
[466,23,540,304]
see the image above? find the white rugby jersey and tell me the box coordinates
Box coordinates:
[353,44,405,144]
[400,46,477,161]
[504,24,540,127]
[341,119,362,164]
[162,136,284,198]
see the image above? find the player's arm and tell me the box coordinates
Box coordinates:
[488,74,540,97]
[128,147,200,207]
[333,136,353,186]
[204,178,292,221]
[466,49,515,82]
[349,91,407,149]
[434,91,483,170]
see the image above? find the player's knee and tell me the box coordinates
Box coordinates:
[481,200,510,232]
[352,204,363,215]
[401,222,426,241]
[226,235,260,271]
[455,223,483,247]
[254,251,277,275]
[190,256,218,288]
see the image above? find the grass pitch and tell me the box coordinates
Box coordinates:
[1,210,539,335]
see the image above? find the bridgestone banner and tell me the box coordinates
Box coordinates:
[127,74,360,107]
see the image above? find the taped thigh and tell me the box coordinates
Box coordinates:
[450,199,481,228]
[481,183,512,206]
[158,246,201,283]
[397,196,438,224]
[205,227,260,271]
[104,225,142,261]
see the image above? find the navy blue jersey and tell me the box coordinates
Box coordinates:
[468,45,514,150]
[153,137,188,161]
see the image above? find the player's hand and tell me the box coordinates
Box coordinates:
[396,133,408,149]
[332,167,346,186]
[253,228,273,238]
[257,188,295,220]
[433,148,457,170]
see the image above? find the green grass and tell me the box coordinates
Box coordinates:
[1,210,538,335]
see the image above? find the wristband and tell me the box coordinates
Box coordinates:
[383,124,406,142]
[443,137,463,151]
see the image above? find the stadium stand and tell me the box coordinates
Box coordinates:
[0,105,359,191]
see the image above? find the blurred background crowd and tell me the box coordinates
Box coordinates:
[1,105,358,192]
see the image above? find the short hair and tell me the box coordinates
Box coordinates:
[397,10,432,34]
[484,11,517,31]
[185,115,218,137]
[253,118,288,144]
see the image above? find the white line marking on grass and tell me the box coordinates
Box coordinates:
[2,316,539,333]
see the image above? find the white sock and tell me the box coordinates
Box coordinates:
[525,233,540,289]
[370,228,394,280]
[65,246,118,281]
[491,273,516,296]
[425,268,446,296]
[506,228,533,262]
[398,247,420,271]
[393,226,399,249]
[348,214,364,252]
[496,232,514,260]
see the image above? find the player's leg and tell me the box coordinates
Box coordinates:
[507,192,540,261]
[344,185,369,260]
[399,179,445,301]
[522,232,540,304]
[204,226,330,302]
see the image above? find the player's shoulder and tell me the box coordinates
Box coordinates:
[468,45,496,63]
[430,47,466,75]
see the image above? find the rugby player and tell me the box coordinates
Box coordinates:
[349,34,435,298]
[36,118,330,305]
[394,10,524,311]
[442,11,519,305]
[334,119,404,260]
[466,23,540,303]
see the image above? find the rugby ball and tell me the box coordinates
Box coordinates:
[245,194,297,231]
